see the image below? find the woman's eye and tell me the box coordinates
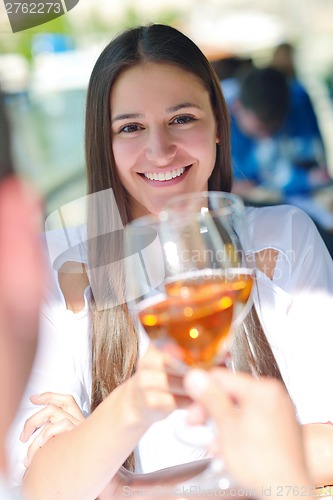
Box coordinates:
[172,115,196,125]
[118,124,142,134]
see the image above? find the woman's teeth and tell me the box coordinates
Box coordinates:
[144,167,185,181]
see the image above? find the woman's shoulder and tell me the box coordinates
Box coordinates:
[248,203,314,226]
[41,224,90,315]
[247,204,333,291]
[43,224,88,271]
[247,204,317,252]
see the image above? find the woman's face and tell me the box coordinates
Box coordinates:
[110,62,219,218]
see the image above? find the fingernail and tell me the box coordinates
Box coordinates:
[185,369,209,396]
[30,395,43,403]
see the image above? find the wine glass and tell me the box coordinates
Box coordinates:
[123,191,254,488]
[162,191,254,331]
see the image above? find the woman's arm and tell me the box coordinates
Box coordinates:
[22,344,191,500]
[22,391,214,500]
[23,381,147,500]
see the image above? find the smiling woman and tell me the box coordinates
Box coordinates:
[7,23,333,500]
[110,62,219,217]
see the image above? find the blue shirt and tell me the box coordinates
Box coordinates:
[223,78,327,195]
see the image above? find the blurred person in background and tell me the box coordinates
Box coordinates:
[211,55,254,106]
[223,66,330,198]
[271,42,297,80]
[0,91,44,497]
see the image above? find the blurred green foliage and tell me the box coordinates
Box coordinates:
[0,5,182,62]
[0,16,70,60]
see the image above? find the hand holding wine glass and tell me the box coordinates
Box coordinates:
[124,191,254,488]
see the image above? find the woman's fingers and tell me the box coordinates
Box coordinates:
[186,402,209,426]
[166,372,188,396]
[24,418,78,468]
[21,392,84,468]
[130,345,193,423]
[20,404,81,442]
[20,392,84,442]
[30,392,84,421]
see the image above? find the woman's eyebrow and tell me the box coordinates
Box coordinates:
[112,103,202,123]
[111,112,144,124]
[166,103,202,113]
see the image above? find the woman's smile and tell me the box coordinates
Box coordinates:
[140,165,191,184]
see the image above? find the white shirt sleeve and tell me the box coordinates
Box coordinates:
[250,205,333,424]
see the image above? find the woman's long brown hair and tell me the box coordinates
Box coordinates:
[85,24,283,471]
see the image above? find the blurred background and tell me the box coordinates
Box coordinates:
[1,0,333,216]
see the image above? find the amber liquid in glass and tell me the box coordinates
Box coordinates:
[226,270,253,305]
[139,271,252,368]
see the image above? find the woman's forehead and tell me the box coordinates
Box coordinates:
[110,62,211,111]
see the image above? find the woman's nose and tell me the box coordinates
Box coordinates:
[145,128,176,165]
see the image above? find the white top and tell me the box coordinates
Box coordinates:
[7,205,333,486]
[0,476,20,499]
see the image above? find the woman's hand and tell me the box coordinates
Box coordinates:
[20,392,85,467]
[126,343,191,426]
[302,422,333,487]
